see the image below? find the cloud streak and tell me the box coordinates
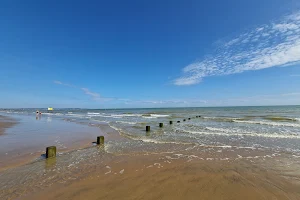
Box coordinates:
[54,80,111,101]
[53,80,75,88]
[174,12,300,85]
[81,88,100,98]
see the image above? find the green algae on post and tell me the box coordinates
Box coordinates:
[97,136,104,145]
[46,146,56,159]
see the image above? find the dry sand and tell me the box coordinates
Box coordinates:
[24,153,300,200]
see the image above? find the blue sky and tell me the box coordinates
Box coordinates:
[1,0,300,108]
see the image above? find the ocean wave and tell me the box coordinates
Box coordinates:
[233,120,300,128]
[174,127,300,139]
[111,114,142,117]
[149,114,170,117]
[87,112,100,115]
[263,116,298,122]
[142,116,158,119]
[116,121,137,125]
[202,116,242,122]
[42,113,64,116]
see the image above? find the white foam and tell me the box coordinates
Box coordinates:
[142,116,158,119]
[150,114,169,117]
[111,114,142,117]
[233,119,300,128]
[87,112,100,115]
[116,121,137,125]
[175,127,300,139]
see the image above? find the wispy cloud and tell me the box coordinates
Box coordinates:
[53,80,111,101]
[53,80,75,88]
[80,87,115,101]
[81,88,100,98]
[174,12,300,86]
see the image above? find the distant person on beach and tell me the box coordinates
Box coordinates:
[36,110,42,120]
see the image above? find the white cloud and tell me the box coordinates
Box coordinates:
[174,11,300,86]
[53,80,75,88]
[81,88,115,102]
[53,80,62,85]
[81,88,100,98]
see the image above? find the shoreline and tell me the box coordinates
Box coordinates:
[1,112,300,199]
[0,114,112,172]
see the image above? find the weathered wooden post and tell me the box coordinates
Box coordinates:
[188,118,191,120]
[183,119,186,121]
[97,136,104,145]
[159,123,163,127]
[177,121,180,123]
[169,121,173,124]
[46,146,56,159]
[146,126,150,131]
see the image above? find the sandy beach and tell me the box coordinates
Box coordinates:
[7,146,300,200]
[1,109,300,200]
[26,155,300,200]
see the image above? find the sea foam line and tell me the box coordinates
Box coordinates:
[174,127,300,139]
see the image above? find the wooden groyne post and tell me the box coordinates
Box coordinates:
[97,136,105,145]
[146,126,150,131]
[46,146,56,159]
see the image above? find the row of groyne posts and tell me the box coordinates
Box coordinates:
[145,115,201,132]
[45,136,105,159]
[45,116,201,159]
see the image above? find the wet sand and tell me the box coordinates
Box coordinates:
[24,153,300,200]
[0,114,105,171]
[0,115,17,135]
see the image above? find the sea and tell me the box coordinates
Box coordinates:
[1,105,300,154]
